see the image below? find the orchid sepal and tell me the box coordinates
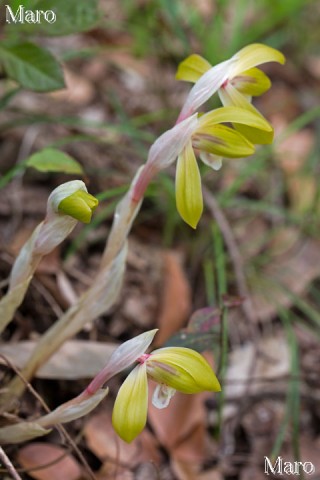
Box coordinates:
[175,140,203,229]
[147,347,221,394]
[112,363,148,443]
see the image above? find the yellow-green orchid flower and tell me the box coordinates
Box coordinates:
[175,105,272,228]
[112,342,220,443]
[176,43,285,140]
[138,105,272,229]
[85,329,220,443]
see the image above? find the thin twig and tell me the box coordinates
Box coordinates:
[203,186,263,442]
[0,354,97,480]
[203,186,258,334]
[0,446,22,480]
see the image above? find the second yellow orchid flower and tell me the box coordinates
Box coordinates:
[175,106,272,228]
[85,329,221,443]
[176,43,285,128]
[112,343,221,443]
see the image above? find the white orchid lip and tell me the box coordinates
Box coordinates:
[152,384,176,409]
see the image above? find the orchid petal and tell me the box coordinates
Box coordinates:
[87,329,158,393]
[176,54,212,83]
[152,384,176,409]
[112,364,148,443]
[104,329,157,377]
[230,43,285,78]
[175,141,203,229]
[194,124,255,158]
[230,67,271,96]
[199,152,223,171]
[198,106,272,133]
[147,347,221,393]
[177,58,235,121]
[219,84,274,144]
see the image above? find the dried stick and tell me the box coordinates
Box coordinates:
[0,354,96,480]
[0,446,22,480]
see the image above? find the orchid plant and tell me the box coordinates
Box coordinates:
[0,43,284,445]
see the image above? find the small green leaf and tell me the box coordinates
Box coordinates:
[26,148,83,174]
[164,331,217,353]
[0,87,21,110]
[0,41,64,92]
[188,307,221,333]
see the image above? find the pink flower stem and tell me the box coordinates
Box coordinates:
[175,108,193,125]
[131,163,158,204]
[85,366,112,395]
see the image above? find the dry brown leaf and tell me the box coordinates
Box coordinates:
[234,217,269,260]
[84,411,161,467]
[49,68,95,106]
[286,174,317,214]
[250,237,320,322]
[0,340,116,379]
[148,354,213,470]
[155,251,191,346]
[283,435,320,479]
[170,425,218,480]
[240,466,268,480]
[56,270,79,306]
[8,223,62,275]
[274,117,315,175]
[223,334,289,421]
[148,383,209,451]
[16,443,81,480]
[9,224,38,257]
[173,460,222,480]
[266,226,301,257]
[95,462,134,480]
[197,468,223,480]
[36,249,61,275]
[306,55,320,79]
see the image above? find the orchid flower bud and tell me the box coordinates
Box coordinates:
[9,180,98,288]
[58,190,98,224]
[0,181,98,335]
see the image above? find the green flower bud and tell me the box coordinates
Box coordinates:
[58,190,99,223]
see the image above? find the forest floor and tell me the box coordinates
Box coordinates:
[1,1,320,479]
